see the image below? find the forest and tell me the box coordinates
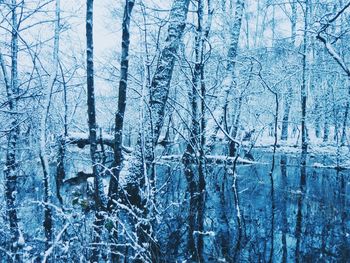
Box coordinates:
[0,0,349,262]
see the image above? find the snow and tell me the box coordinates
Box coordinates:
[69,131,114,141]
[159,154,261,165]
[23,246,33,251]
[18,229,25,246]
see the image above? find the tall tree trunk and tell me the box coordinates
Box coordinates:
[296,1,309,261]
[340,80,350,145]
[86,0,106,261]
[281,85,292,141]
[229,93,242,156]
[182,0,212,260]
[56,62,68,205]
[268,89,279,263]
[183,1,203,259]
[39,0,60,257]
[323,79,330,142]
[281,0,297,141]
[2,1,21,260]
[226,0,244,157]
[290,0,297,45]
[301,0,309,156]
[107,0,135,261]
[207,0,244,155]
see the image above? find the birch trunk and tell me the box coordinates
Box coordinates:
[123,0,190,261]
[206,0,244,155]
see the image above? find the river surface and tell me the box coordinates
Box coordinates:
[156,151,350,262]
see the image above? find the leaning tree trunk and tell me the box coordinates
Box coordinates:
[208,0,245,156]
[123,0,190,261]
[107,0,135,261]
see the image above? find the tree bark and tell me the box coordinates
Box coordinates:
[39,0,60,256]
[86,0,106,261]
[280,1,297,141]
[2,1,21,260]
[206,0,244,154]
[301,0,309,156]
[123,0,191,261]
[107,0,135,261]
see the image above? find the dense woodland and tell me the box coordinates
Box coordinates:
[0,0,350,262]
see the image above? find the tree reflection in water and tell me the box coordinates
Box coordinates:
[157,152,350,262]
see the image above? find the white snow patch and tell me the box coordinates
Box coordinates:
[18,229,25,246]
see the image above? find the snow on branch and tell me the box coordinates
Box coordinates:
[42,223,69,263]
[317,34,350,77]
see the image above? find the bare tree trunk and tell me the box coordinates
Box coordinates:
[229,93,242,156]
[281,85,292,141]
[226,0,244,156]
[296,1,310,261]
[301,0,309,156]
[207,0,244,155]
[268,88,278,263]
[183,3,202,259]
[123,0,190,261]
[107,0,135,261]
[322,78,330,142]
[314,97,321,138]
[253,0,260,47]
[182,1,212,260]
[56,62,68,205]
[341,80,350,145]
[39,0,60,256]
[281,0,297,141]
[1,1,21,260]
[290,0,297,45]
[149,0,191,146]
[258,71,279,263]
[86,0,106,261]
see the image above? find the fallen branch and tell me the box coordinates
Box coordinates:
[66,133,133,153]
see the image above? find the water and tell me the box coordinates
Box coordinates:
[2,150,348,262]
[156,151,350,262]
